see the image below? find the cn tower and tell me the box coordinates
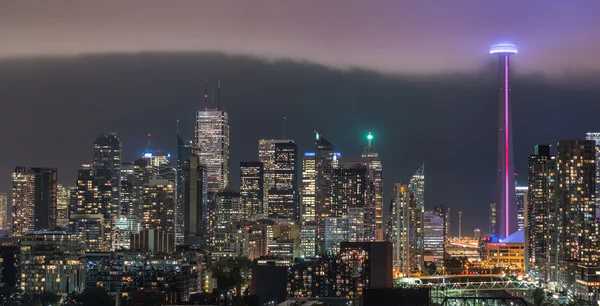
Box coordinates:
[490,43,518,239]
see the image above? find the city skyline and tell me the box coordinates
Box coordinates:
[1,63,599,235]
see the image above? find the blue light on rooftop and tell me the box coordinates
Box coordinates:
[304,152,315,156]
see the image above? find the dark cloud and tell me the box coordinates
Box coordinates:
[1,52,599,235]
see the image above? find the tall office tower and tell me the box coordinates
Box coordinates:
[489,203,498,236]
[212,186,242,246]
[585,132,600,214]
[176,134,193,245]
[433,204,449,244]
[361,132,384,241]
[490,43,518,239]
[314,132,339,253]
[259,140,298,218]
[0,193,7,230]
[526,144,557,283]
[56,184,74,224]
[388,183,423,277]
[556,140,597,287]
[74,165,114,251]
[331,159,368,217]
[409,164,425,208]
[183,155,208,248]
[93,134,122,215]
[423,211,445,264]
[268,189,297,220]
[474,229,481,239]
[515,184,528,230]
[301,153,316,223]
[195,109,230,195]
[141,179,176,234]
[240,162,265,217]
[12,167,58,237]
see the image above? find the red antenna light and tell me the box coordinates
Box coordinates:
[147,134,151,137]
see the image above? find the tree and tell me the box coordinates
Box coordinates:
[39,292,61,306]
[426,262,437,275]
[63,287,113,306]
[532,288,545,306]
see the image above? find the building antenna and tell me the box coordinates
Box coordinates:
[212,88,215,110]
[283,116,287,140]
[146,133,151,152]
[176,120,180,135]
[204,79,208,110]
[217,81,222,110]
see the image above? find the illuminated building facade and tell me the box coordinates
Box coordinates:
[332,158,368,219]
[388,182,424,276]
[240,161,264,217]
[484,241,525,272]
[0,193,7,230]
[585,132,600,213]
[336,242,393,297]
[56,184,74,225]
[490,44,518,239]
[515,185,528,231]
[287,256,334,298]
[19,231,85,294]
[557,140,597,288]
[323,217,349,254]
[12,167,58,238]
[268,189,297,220]
[423,211,444,264]
[409,164,425,208]
[93,133,122,214]
[194,110,230,194]
[361,132,383,241]
[212,186,243,249]
[526,144,557,283]
[176,134,194,246]
[67,213,105,252]
[113,214,141,250]
[300,224,317,258]
[141,179,176,238]
[301,152,316,223]
[259,140,298,221]
[489,202,498,237]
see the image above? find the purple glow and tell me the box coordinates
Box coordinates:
[490,44,518,54]
[504,55,509,238]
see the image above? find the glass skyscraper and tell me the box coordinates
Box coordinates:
[195,110,230,194]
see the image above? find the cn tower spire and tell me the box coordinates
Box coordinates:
[490,43,518,239]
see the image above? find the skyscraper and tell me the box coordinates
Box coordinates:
[259,139,298,220]
[423,211,444,264]
[314,132,339,254]
[0,193,7,230]
[361,132,383,241]
[56,184,74,224]
[515,185,528,231]
[176,133,194,246]
[195,110,230,195]
[240,161,264,217]
[331,159,368,218]
[93,134,122,215]
[409,164,425,208]
[73,165,113,251]
[12,167,58,237]
[556,140,597,287]
[301,153,316,223]
[489,202,498,237]
[388,183,423,277]
[184,155,208,248]
[585,132,600,214]
[526,144,557,283]
[490,43,518,239]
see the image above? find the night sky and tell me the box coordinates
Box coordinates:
[1,1,599,235]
